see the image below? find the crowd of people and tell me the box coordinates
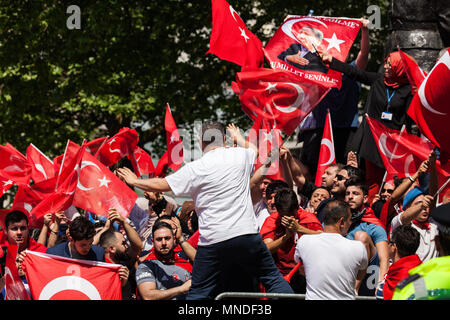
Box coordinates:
[0,18,449,301]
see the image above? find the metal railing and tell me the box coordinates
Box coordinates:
[215,292,377,300]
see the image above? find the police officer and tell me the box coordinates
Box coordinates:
[392,202,450,300]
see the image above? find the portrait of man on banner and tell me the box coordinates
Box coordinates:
[277,26,328,74]
[265,16,362,89]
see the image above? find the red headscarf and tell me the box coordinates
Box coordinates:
[383,51,410,88]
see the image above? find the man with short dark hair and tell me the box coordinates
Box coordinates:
[344,179,389,296]
[294,200,368,299]
[135,220,192,300]
[381,225,422,300]
[46,215,104,261]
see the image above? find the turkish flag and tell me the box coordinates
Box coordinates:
[69,142,138,218]
[97,128,139,167]
[232,67,329,135]
[207,0,264,68]
[315,110,335,186]
[127,146,155,178]
[398,48,427,95]
[366,115,450,197]
[3,245,31,300]
[0,143,32,185]
[30,141,86,220]
[26,143,56,184]
[0,174,14,198]
[264,16,362,89]
[155,104,184,177]
[23,251,122,300]
[248,117,284,181]
[85,136,109,157]
[407,49,450,157]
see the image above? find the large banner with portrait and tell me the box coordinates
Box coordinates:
[264,16,362,89]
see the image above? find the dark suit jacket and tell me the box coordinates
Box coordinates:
[278,43,329,74]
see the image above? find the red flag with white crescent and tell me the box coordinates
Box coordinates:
[30,141,87,219]
[315,110,335,186]
[4,245,31,300]
[264,16,362,89]
[97,128,139,167]
[26,143,56,184]
[0,143,32,186]
[23,251,122,300]
[366,115,450,200]
[207,0,264,68]
[85,136,109,157]
[406,48,450,157]
[232,67,329,136]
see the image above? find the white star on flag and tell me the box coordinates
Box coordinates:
[239,27,249,43]
[170,134,179,144]
[263,131,273,142]
[3,180,13,186]
[98,176,111,188]
[265,83,278,94]
[323,33,345,53]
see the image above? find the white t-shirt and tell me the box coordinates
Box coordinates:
[166,147,259,246]
[389,213,439,262]
[294,232,368,300]
[253,198,270,231]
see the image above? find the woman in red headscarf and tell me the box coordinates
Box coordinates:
[318,50,414,193]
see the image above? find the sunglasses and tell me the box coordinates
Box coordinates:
[336,174,347,181]
[381,188,394,194]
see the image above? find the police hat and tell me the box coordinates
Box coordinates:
[431,202,450,235]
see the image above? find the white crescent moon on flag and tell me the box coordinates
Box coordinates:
[281,17,328,42]
[320,139,335,166]
[77,161,101,191]
[34,164,48,179]
[23,203,32,214]
[378,134,406,160]
[229,5,239,22]
[404,154,414,177]
[272,83,306,113]
[38,276,101,300]
[4,266,18,300]
[418,52,449,116]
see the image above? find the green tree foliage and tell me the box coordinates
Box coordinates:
[0,0,389,159]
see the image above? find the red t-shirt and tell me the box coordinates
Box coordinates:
[260,208,322,275]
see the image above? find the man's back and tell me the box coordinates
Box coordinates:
[295,232,368,300]
[166,147,258,246]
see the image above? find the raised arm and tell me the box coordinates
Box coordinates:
[355,18,370,70]
[317,48,380,85]
[227,123,259,156]
[400,194,434,226]
[108,208,143,259]
[115,167,171,193]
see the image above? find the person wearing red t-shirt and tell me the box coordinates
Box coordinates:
[0,210,47,297]
[260,188,322,293]
[382,225,422,300]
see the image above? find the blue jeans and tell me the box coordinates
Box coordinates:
[186,233,294,300]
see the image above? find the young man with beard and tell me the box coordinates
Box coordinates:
[344,179,389,296]
[315,165,364,223]
[135,220,192,300]
[98,208,143,300]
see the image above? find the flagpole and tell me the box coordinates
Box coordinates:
[433,176,450,199]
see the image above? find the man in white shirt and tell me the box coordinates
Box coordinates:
[294,200,368,300]
[116,121,293,299]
